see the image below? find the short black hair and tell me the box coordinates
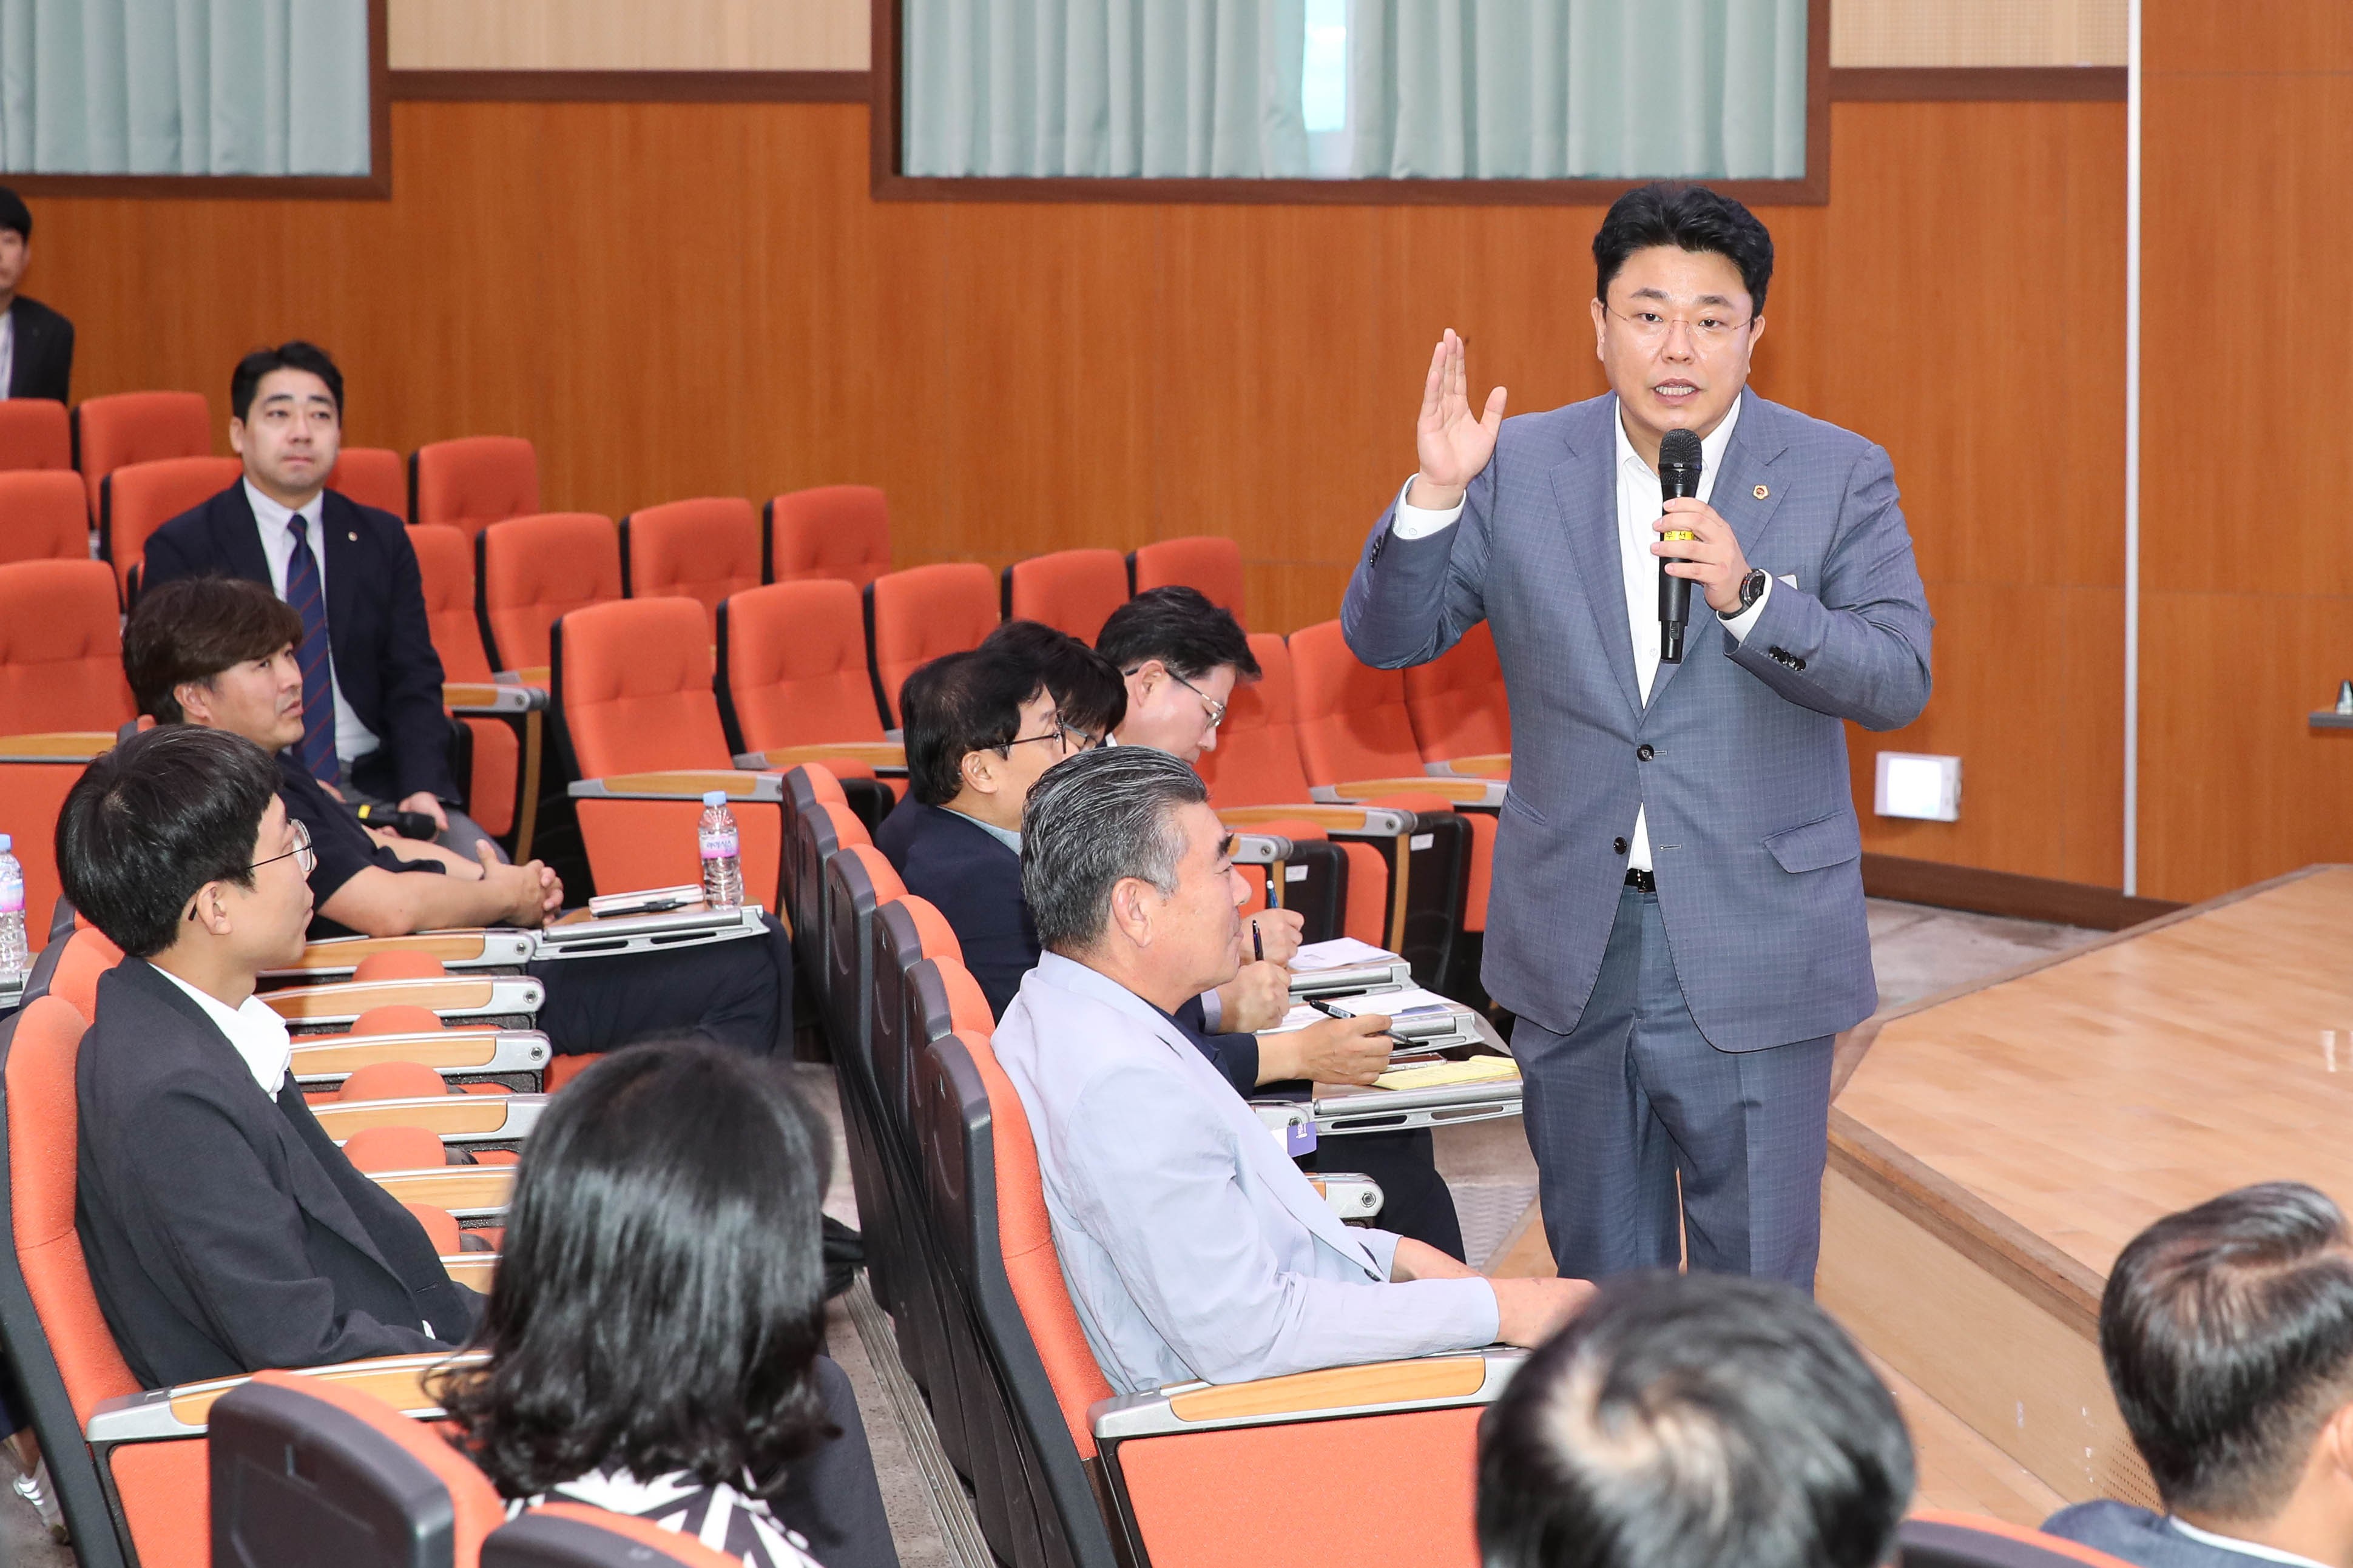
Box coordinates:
[1592,182,1774,316]
[900,647,1048,809]
[1022,745,1208,953]
[439,1041,835,1501]
[57,726,282,960]
[0,187,29,242]
[2101,1182,2353,1519]
[1477,1271,1912,1568]
[230,340,345,423]
[1095,587,1260,685]
[982,620,1127,739]
[124,576,303,724]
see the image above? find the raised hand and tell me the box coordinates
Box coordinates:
[1409,328,1507,510]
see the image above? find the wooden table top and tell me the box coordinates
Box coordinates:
[1837,865,2353,1280]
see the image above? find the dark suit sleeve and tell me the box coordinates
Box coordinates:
[137,515,208,593]
[372,520,457,801]
[123,1074,452,1370]
[47,312,72,405]
[1172,997,1262,1095]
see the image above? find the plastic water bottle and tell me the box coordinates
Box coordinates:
[0,834,26,984]
[698,791,744,910]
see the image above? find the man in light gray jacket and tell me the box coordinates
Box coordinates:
[1342,183,1933,1288]
[990,746,1590,1393]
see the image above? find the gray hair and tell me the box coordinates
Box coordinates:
[1021,746,1209,953]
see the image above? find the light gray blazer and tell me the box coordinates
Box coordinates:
[1342,390,1932,1051]
[990,953,1499,1395]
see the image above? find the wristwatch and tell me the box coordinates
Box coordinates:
[1720,568,1768,620]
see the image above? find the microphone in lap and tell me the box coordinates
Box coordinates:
[1657,428,1704,664]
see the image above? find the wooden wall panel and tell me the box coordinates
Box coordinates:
[1833,0,2126,67]
[24,96,2122,886]
[2141,26,2353,901]
[387,0,867,71]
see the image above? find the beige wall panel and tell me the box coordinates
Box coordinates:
[1832,0,2126,66]
[388,0,869,71]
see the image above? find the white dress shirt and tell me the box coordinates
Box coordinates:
[0,308,15,399]
[245,480,380,765]
[151,966,295,1099]
[1391,397,1770,870]
[2169,1519,2333,1568]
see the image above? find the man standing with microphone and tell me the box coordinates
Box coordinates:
[1342,183,1932,1290]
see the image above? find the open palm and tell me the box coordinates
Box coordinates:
[1414,328,1507,500]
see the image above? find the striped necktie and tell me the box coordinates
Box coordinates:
[283,514,342,787]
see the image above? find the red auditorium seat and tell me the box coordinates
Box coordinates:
[1002,548,1129,643]
[100,454,243,601]
[411,436,539,537]
[0,400,70,472]
[864,562,998,727]
[553,596,786,906]
[0,562,132,924]
[1128,535,1244,622]
[476,513,621,676]
[716,582,902,811]
[72,391,211,521]
[619,496,761,636]
[1404,621,1510,766]
[410,522,533,845]
[325,446,408,517]
[0,470,92,563]
[767,483,890,588]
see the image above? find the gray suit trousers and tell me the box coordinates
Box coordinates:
[1514,884,1833,1290]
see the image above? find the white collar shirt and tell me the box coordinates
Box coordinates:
[244,480,379,764]
[151,966,295,1099]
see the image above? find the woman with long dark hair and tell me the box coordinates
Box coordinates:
[437,1042,896,1568]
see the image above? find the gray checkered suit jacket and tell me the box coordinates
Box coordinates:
[1342,389,1933,1051]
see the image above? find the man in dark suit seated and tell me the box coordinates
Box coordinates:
[122,574,787,1059]
[140,342,501,860]
[57,725,481,1388]
[0,187,70,405]
[878,630,1467,1254]
[2045,1183,2353,1568]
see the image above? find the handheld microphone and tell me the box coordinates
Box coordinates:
[1656,428,1704,664]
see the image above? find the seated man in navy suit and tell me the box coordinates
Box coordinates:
[140,342,501,860]
[58,725,481,1388]
[2044,1183,2353,1568]
[877,629,1467,1255]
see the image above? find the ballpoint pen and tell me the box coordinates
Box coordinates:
[1252,918,1263,962]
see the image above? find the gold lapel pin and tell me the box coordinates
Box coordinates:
[1752,483,1769,500]
[348,531,359,541]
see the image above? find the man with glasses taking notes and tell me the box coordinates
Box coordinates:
[1343,183,1933,1291]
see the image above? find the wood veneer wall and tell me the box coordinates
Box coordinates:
[27,96,2122,884]
[2139,8,2353,903]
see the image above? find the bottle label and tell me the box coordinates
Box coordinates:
[0,881,20,916]
[700,831,738,860]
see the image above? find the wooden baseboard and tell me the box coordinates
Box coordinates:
[1829,67,2127,102]
[388,70,870,103]
[1861,853,2183,932]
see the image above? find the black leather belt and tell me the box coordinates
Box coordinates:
[1624,868,1657,892]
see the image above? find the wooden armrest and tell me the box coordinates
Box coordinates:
[313,1094,547,1142]
[1090,1351,1523,1440]
[366,1166,516,1215]
[262,975,544,1022]
[264,930,532,978]
[85,1350,489,1444]
[1428,754,1511,780]
[1309,1174,1383,1220]
[0,730,116,762]
[508,666,552,687]
[735,741,906,771]
[288,1029,551,1084]
[444,682,544,714]
[1314,777,1507,808]
[569,769,783,803]
[1217,804,1417,836]
[441,1254,498,1291]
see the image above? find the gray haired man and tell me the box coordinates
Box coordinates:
[988,745,1591,1393]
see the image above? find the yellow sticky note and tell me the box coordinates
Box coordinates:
[1374,1057,1524,1092]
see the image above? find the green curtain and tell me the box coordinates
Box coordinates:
[903,0,1311,178]
[0,0,371,176]
[1348,0,1808,180]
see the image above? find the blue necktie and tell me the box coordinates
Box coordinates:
[284,515,342,788]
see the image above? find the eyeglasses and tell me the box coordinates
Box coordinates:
[1124,667,1228,732]
[1604,301,1754,351]
[253,819,316,875]
[1002,719,1097,756]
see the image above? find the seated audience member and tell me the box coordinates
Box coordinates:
[58,726,481,1388]
[141,342,501,859]
[0,187,71,403]
[121,576,786,1058]
[441,1043,897,1568]
[1095,590,1471,1254]
[1479,1271,1913,1568]
[1095,585,1259,760]
[990,745,1590,1390]
[2046,1182,2353,1568]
